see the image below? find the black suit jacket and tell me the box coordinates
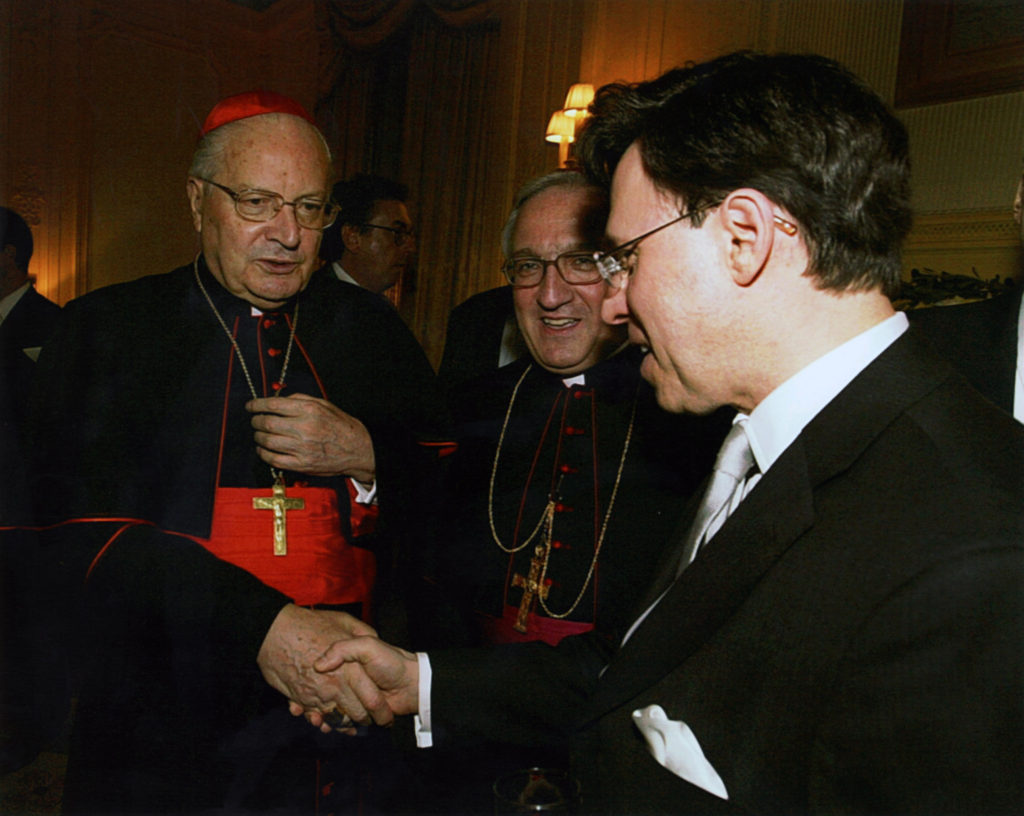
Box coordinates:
[0,285,60,436]
[437,285,524,392]
[0,284,61,356]
[909,287,1021,413]
[430,329,1024,814]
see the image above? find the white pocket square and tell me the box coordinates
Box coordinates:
[632,704,728,800]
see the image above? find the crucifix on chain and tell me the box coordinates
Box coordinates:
[252,474,305,556]
[511,543,551,633]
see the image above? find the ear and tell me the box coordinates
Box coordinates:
[186,178,204,233]
[341,224,362,254]
[718,189,778,287]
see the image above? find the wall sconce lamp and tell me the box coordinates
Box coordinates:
[562,83,595,118]
[545,83,595,168]
[545,110,577,169]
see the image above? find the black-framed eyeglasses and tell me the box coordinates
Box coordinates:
[593,203,798,289]
[502,251,604,289]
[199,178,338,230]
[359,223,416,246]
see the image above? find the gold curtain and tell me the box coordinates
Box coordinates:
[397,11,504,366]
[318,0,503,367]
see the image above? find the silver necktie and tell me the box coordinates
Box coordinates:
[676,419,756,577]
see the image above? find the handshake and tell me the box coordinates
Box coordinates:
[255,603,421,732]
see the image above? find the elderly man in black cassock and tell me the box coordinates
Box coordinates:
[425,171,723,649]
[25,91,447,814]
[408,171,724,812]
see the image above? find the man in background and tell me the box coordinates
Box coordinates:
[436,283,524,392]
[319,172,416,295]
[0,206,61,439]
[0,206,64,774]
[911,160,1023,420]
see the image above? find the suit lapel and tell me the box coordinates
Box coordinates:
[589,442,814,716]
[1,287,44,346]
[992,289,1022,409]
[586,330,954,719]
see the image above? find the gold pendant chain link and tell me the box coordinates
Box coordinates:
[193,255,299,481]
[488,363,638,620]
[489,364,549,553]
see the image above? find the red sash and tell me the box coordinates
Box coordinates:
[481,604,593,646]
[199,486,375,608]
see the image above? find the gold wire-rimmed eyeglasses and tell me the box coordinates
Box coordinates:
[198,177,338,230]
[593,204,798,288]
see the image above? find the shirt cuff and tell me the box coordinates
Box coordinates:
[348,478,377,504]
[413,651,433,748]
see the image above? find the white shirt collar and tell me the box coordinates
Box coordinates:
[1014,294,1023,423]
[742,312,909,476]
[332,261,362,289]
[0,280,31,324]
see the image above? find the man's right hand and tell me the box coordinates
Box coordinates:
[305,636,421,729]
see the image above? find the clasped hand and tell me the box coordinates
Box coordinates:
[257,604,419,735]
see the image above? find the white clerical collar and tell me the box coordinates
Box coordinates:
[1014,294,1023,423]
[556,340,632,388]
[0,280,31,324]
[742,312,909,476]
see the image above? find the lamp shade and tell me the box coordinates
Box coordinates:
[563,83,595,118]
[545,110,576,143]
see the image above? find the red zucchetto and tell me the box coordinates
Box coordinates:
[200,90,315,136]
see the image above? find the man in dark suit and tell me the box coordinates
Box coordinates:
[910,285,1021,416]
[0,206,60,441]
[910,169,1022,419]
[318,173,415,295]
[0,208,64,772]
[302,53,1024,814]
[436,284,523,392]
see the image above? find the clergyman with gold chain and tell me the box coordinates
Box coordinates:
[406,171,726,813]
[23,91,448,814]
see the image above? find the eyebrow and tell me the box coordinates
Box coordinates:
[234,182,328,199]
[510,242,596,257]
[601,230,624,248]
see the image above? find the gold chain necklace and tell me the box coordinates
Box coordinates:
[193,255,299,481]
[488,363,637,620]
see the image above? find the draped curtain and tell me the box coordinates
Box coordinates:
[317,0,503,367]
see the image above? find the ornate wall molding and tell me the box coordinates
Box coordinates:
[905,209,1018,249]
[902,208,1022,283]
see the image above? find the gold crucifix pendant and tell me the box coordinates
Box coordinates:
[511,544,551,633]
[252,474,305,556]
